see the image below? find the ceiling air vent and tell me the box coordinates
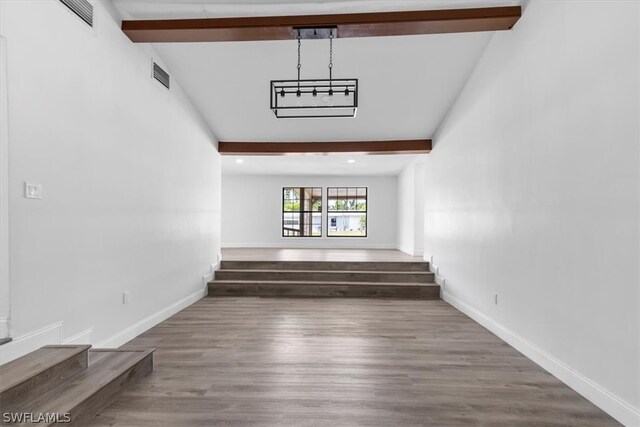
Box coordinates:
[60,0,93,27]
[153,62,170,89]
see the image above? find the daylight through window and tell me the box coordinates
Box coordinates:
[282,187,322,237]
[327,187,367,237]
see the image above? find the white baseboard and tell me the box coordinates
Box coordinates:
[442,291,640,427]
[63,327,93,345]
[202,261,221,296]
[0,279,208,364]
[96,288,204,349]
[0,321,63,365]
[397,246,424,257]
[0,316,8,339]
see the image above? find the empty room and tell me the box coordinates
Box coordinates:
[0,0,638,426]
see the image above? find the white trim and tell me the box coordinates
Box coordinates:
[0,36,10,340]
[63,327,93,345]
[0,322,63,365]
[202,262,221,295]
[396,246,424,257]
[0,317,8,341]
[96,289,204,349]
[442,291,640,427]
[0,286,207,363]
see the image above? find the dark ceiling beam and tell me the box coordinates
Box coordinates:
[217,140,432,155]
[122,6,521,43]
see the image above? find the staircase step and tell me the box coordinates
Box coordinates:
[0,345,90,413]
[208,280,440,299]
[7,348,154,426]
[216,269,434,283]
[221,260,429,272]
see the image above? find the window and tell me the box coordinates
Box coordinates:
[327,187,367,237]
[282,187,322,237]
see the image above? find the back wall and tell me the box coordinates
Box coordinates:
[222,174,397,249]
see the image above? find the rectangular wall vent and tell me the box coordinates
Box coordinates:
[153,63,170,89]
[60,0,93,27]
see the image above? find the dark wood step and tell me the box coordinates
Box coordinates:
[208,280,440,299]
[216,269,434,283]
[7,348,154,426]
[0,345,90,413]
[220,260,429,272]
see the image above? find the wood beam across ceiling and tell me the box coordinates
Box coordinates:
[217,140,432,156]
[122,6,521,43]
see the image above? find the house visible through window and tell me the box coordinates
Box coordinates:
[327,187,367,237]
[282,187,322,237]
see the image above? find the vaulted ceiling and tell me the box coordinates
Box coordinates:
[112,1,520,173]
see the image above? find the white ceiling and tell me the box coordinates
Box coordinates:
[113,0,518,175]
[146,33,494,142]
[114,0,519,20]
[222,153,424,176]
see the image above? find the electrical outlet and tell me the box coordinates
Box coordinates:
[493,294,498,305]
[24,182,42,199]
[123,291,130,304]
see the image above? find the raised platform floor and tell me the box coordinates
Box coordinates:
[212,248,437,299]
[221,248,424,263]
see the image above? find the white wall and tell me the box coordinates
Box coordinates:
[424,1,640,425]
[397,159,425,256]
[222,175,397,249]
[0,0,221,362]
[0,36,9,340]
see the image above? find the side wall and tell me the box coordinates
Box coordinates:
[222,175,397,249]
[0,0,221,362]
[397,160,425,256]
[423,1,640,424]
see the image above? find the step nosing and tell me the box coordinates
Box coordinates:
[210,280,438,286]
[222,260,427,263]
[217,269,434,276]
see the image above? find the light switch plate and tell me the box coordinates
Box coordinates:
[24,182,42,199]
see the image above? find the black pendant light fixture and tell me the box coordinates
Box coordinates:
[270,27,358,119]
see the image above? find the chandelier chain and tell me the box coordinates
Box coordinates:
[297,32,301,71]
[296,31,302,89]
[329,31,333,70]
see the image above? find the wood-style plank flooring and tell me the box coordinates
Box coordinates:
[221,248,423,263]
[88,298,618,426]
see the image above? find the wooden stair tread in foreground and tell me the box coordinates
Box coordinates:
[0,345,153,426]
[209,259,440,299]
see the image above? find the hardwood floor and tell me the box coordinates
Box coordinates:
[88,298,618,426]
[221,248,423,263]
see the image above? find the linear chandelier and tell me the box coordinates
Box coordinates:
[270,27,358,119]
